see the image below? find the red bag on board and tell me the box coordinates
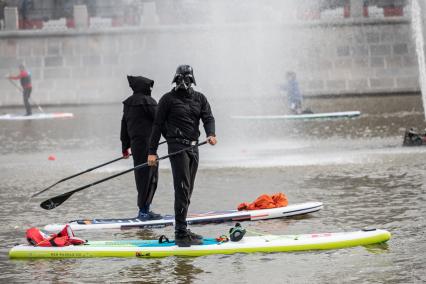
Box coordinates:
[237,193,288,211]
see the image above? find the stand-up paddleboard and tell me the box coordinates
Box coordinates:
[9,229,390,259]
[0,113,74,121]
[231,111,361,120]
[44,202,323,232]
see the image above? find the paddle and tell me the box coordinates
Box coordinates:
[40,141,208,210]
[31,141,167,198]
[7,78,44,113]
[31,156,124,199]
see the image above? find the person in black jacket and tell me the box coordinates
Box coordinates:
[148,65,217,247]
[121,75,162,221]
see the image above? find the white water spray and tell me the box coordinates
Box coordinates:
[412,0,426,119]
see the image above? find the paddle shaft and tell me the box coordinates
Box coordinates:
[32,141,167,198]
[7,79,44,113]
[40,141,208,210]
[31,156,125,198]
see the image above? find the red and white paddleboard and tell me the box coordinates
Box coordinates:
[0,113,74,121]
[44,202,323,232]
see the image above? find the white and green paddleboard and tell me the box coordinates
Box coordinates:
[231,111,361,120]
[9,229,390,259]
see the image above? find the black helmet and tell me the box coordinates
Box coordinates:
[172,65,196,86]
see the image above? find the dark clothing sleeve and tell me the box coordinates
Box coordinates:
[149,96,169,155]
[120,109,131,153]
[146,103,156,122]
[200,95,215,137]
[147,103,167,140]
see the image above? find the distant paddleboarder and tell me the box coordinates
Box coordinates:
[281,71,307,115]
[121,75,162,221]
[7,64,32,116]
[148,65,217,247]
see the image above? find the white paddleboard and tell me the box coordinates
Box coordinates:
[44,202,323,232]
[231,111,361,120]
[0,113,74,121]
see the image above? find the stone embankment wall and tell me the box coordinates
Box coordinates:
[0,17,420,106]
[294,18,419,96]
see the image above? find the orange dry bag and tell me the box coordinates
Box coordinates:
[237,193,288,211]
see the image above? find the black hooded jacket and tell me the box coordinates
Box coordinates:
[121,76,157,153]
[149,87,215,155]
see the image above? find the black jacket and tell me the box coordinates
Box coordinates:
[121,76,157,153]
[149,88,215,155]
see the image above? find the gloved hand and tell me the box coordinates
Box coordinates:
[122,148,131,159]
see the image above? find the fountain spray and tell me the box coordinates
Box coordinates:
[412,0,426,119]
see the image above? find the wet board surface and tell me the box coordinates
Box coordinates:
[0,113,74,120]
[9,229,391,259]
[44,202,323,232]
[231,111,361,120]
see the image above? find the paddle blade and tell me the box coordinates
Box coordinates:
[40,193,72,210]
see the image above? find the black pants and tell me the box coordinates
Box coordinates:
[168,142,199,234]
[23,88,32,115]
[131,140,158,211]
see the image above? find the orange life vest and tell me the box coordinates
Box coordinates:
[26,224,86,247]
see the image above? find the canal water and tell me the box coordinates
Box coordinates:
[0,94,425,283]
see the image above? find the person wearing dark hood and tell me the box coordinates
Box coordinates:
[147,65,217,247]
[121,75,162,221]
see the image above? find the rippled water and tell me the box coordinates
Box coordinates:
[1,95,426,283]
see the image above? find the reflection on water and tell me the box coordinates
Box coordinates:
[118,258,204,284]
[364,243,390,254]
[1,96,426,283]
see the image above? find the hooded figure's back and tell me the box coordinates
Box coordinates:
[120,76,161,218]
[121,76,157,145]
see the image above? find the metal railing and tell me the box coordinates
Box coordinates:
[0,0,411,31]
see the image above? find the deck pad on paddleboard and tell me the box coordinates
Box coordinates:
[231,111,361,120]
[9,229,391,259]
[0,113,74,120]
[44,202,323,232]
